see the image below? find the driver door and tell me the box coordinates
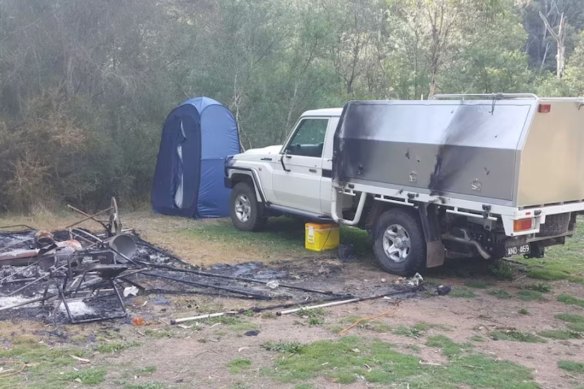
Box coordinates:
[272,117,329,214]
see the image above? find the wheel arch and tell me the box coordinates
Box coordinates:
[227,169,265,203]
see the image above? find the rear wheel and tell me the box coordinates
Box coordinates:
[372,208,426,276]
[230,182,265,231]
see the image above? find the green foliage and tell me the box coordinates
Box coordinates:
[1,0,584,211]
[63,368,107,385]
[517,290,545,301]
[523,283,552,293]
[557,360,584,374]
[555,313,584,332]
[296,308,326,326]
[488,289,513,299]
[449,287,476,298]
[228,358,253,374]
[464,280,493,289]
[261,341,304,354]
[393,322,434,338]
[95,341,140,354]
[557,293,584,308]
[263,336,536,387]
[489,262,515,280]
[490,329,546,343]
[538,329,582,340]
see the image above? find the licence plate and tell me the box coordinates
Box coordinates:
[506,244,530,257]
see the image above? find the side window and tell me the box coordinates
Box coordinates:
[285,118,328,157]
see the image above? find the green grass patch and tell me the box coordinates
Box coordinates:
[296,308,325,326]
[183,218,372,258]
[228,358,253,374]
[449,287,476,298]
[517,290,545,301]
[518,308,530,315]
[469,335,486,342]
[490,329,546,343]
[0,336,94,387]
[426,335,470,358]
[538,329,582,340]
[489,262,515,280]
[464,280,493,289]
[555,313,584,332]
[95,341,140,354]
[488,289,512,299]
[519,220,584,285]
[263,336,536,388]
[557,360,584,374]
[557,294,584,308]
[206,315,258,331]
[64,368,107,385]
[393,322,434,338]
[261,341,304,354]
[522,283,552,293]
[124,383,165,389]
[135,366,157,375]
[526,268,570,281]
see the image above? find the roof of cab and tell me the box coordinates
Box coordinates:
[301,108,343,117]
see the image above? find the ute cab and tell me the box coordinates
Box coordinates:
[225,108,342,226]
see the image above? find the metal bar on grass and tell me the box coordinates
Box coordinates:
[170,311,237,325]
[141,272,272,300]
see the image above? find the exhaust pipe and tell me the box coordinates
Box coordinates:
[442,229,491,260]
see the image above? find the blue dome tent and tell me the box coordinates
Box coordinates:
[151,97,240,218]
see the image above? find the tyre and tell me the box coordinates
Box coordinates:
[230,182,265,231]
[372,208,426,276]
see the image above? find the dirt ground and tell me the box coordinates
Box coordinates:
[1,211,584,388]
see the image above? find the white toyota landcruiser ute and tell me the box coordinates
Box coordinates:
[225,96,584,275]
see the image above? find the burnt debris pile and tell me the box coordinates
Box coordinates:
[0,199,353,324]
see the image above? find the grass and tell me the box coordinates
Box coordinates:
[263,336,536,388]
[228,358,253,374]
[557,293,584,308]
[0,336,94,387]
[519,220,584,285]
[182,217,373,259]
[261,341,304,354]
[464,280,493,289]
[522,283,552,293]
[557,360,584,374]
[489,261,515,280]
[124,383,165,389]
[95,341,140,354]
[449,287,476,298]
[393,322,436,338]
[518,308,530,315]
[555,313,584,332]
[296,308,326,326]
[538,329,582,340]
[64,368,107,385]
[489,329,546,343]
[517,290,545,301]
[206,315,258,332]
[135,366,157,375]
[488,289,512,299]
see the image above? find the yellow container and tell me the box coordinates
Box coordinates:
[305,223,340,252]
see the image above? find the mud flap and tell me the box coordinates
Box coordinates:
[418,204,445,268]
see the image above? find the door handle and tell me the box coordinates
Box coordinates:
[285,155,292,159]
[309,168,317,173]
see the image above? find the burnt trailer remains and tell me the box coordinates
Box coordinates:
[331,94,584,275]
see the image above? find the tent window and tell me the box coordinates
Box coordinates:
[285,118,328,158]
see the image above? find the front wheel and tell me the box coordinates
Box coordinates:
[230,182,265,231]
[372,208,426,276]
